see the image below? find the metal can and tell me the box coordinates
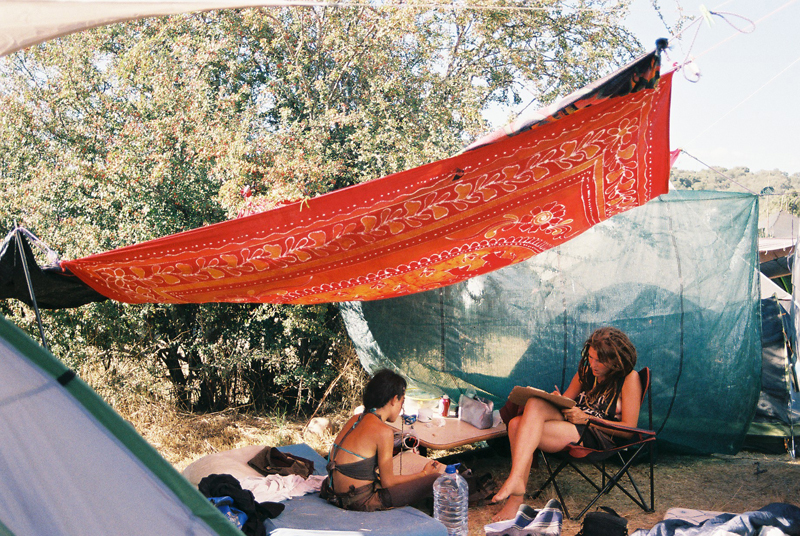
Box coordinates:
[441,394,450,417]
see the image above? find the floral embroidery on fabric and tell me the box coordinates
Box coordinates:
[63,53,671,305]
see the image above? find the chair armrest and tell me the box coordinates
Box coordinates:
[587,417,656,438]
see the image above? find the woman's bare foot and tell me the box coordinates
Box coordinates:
[491,476,525,504]
[490,476,526,522]
[491,492,524,522]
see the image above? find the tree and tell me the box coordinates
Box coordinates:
[0,2,642,413]
[669,166,800,235]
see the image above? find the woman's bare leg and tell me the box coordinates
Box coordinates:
[490,413,526,519]
[493,399,563,500]
[491,398,578,521]
[383,473,440,508]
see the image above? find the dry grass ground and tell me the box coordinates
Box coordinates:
[119,399,800,536]
[463,447,800,536]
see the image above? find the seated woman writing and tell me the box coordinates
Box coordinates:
[320,368,445,511]
[491,327,641,522]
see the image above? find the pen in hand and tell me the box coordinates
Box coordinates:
[553,385,561,395]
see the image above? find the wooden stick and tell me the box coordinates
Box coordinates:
[304,353,356,433]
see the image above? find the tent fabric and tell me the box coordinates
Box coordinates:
[0,1,313,59]
[759,237,795,263]
[790,235,800,366]
[745,297,798,441]
[0,228,107,309]
[0,312,243,536]
[340,190,762,455]
[759,237,794,282]
[60,52,671,306]
[760,273,791,301]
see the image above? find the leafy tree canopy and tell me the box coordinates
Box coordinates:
[671,166,800,225]
[671,166,800,194]
[0,2,642,412]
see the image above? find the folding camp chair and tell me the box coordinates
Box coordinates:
[531,367,655,520]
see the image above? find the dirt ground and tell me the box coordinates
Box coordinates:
[134,406,800,536]
[444,443,800,536]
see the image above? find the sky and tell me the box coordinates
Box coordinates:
[624,0,800,175]
[3,1,796,177]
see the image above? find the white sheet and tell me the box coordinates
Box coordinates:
[240,474,326,503]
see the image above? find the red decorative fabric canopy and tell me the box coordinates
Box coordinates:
[63,52,672,305]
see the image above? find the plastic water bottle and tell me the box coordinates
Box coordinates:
[433,464,469,536]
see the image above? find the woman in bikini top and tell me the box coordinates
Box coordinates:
[328,410,380,483]
[322,369,444,511]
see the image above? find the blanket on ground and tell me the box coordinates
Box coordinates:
[632,503,800,536]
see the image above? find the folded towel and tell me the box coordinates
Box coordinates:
[484,499,563,536]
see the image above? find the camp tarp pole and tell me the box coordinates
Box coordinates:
[789,389,796,459]
[440,287,445,372]
[14,227,49,351]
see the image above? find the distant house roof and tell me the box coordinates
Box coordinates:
[759,210,800,240]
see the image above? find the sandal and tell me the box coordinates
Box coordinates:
[468,472,498,505]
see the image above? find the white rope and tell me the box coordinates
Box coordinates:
[686,53,800,147]
[677,150,757,195]
[693,0,797,61]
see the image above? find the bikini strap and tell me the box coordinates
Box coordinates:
[327,409,377,490]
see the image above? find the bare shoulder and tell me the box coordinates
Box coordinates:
[625,369,640,381]
[333,413,361,443]
[364,415,394,452]
[622,370,642,394]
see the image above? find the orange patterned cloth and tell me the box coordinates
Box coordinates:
[63,55,672,305]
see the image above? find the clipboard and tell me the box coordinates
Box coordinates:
[507,386,576,409]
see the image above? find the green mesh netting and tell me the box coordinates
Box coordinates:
[341,190,761,455]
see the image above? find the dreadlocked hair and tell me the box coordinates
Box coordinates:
[577,327,637,407]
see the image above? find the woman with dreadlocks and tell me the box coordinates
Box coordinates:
[491,327,641,522]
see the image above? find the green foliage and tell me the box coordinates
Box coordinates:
[670,166,800,226]
[0,2,641,413]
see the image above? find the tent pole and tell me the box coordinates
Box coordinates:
[14,227,49,351]
[789,393,796,459]
[439,287,445,372]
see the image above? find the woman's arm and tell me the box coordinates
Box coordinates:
[560,372,588,425]
[375,427,443,488]
[554,373,584,425]
[562,372,582,400]
[614,370,643,429]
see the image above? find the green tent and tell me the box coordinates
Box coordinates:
[744,295,798,454]
[0,313,243,535]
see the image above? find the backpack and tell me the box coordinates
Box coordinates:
[577,507,628,536]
